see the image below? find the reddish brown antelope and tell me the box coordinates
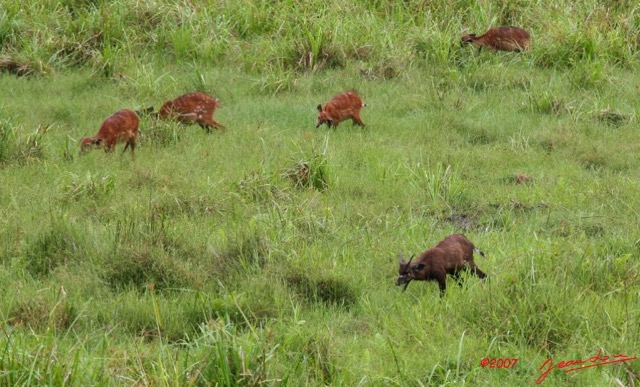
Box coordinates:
[316,91,367,129]
[80,109,139,155]
[156,92,225,132]
[462,26,531,52]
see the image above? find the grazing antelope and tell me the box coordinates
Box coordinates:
[157,92,225,132]
[80,109,139,155]
[461,26,531,52]
[316,91,366,129]
[396,234,487,296]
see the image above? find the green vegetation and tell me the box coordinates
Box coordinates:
[1,0,639,385]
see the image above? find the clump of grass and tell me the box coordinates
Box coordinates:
[594,108,632,127]
[465,259,584,353]
[182,291,277,333]
[526,91,567,115]
[60,135,76,162]
[92,44,119,78]
[568,62,608,90]
[103,213,206,292]
[285,154,329,191]
[230,1,277,39]
[142,120,185,147]
[443,213,477,231]
[61,172,116,202]
[50,27,105,69]
[18,123,51,162]
[0,113,51,166]
[411,27,464,67]
[167,26,194,61]
[8,296,76,332]
[359,61,401,81]
[290,23,345,72]
[0,55,41,77]
[408,162,467,209]
[533,29,599,69]
[185,319,273,385]
[150,194,221,218]
[102,246,196,292]
[544,216,608,239]
[572,242,639,292]
[58,0,102,16]
[212,226,271,278]
[24,219,85,277]
[448,118,496,145]
[512,173,534,185]
[236,169,288,203]
[537,131,573,154]
[98,291,270,343]
[577,146,628,172]
[0,111,18,164]
[0,319,95,384]
[284,270,358,308]
[251,66,298,95]
[297,334,337,384]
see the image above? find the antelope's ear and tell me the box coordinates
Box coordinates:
[317,104,323,112]
[94,138,104,145]
[412,263,426,271]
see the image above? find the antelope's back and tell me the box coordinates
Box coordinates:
[101,109,139,132]
[160,92,217,120]
[495,26,531,50]
[332,92,362,108]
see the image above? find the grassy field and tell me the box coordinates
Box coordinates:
[1,1,640,385]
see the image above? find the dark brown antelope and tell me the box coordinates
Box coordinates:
[396,234,487,296]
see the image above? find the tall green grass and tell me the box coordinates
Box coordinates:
[1,1,640,385]
[2,0,639,78]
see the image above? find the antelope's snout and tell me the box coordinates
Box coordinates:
[396,273,411,287]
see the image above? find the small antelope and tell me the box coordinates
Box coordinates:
[396,234,487,296]
[316,91,366,129]
[157,92,225,132]
[80,109,139,155]
[461,26,531,52]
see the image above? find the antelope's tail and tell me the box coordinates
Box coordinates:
[474,247,486,258]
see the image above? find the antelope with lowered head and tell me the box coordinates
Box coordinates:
[316,91,366,129]
[155,92,225,132]
[80,108,140,155]
[396,234,487,296]
[461,26,531,52]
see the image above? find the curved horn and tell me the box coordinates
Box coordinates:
[397,252,406,264]
[407,254,416,266]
